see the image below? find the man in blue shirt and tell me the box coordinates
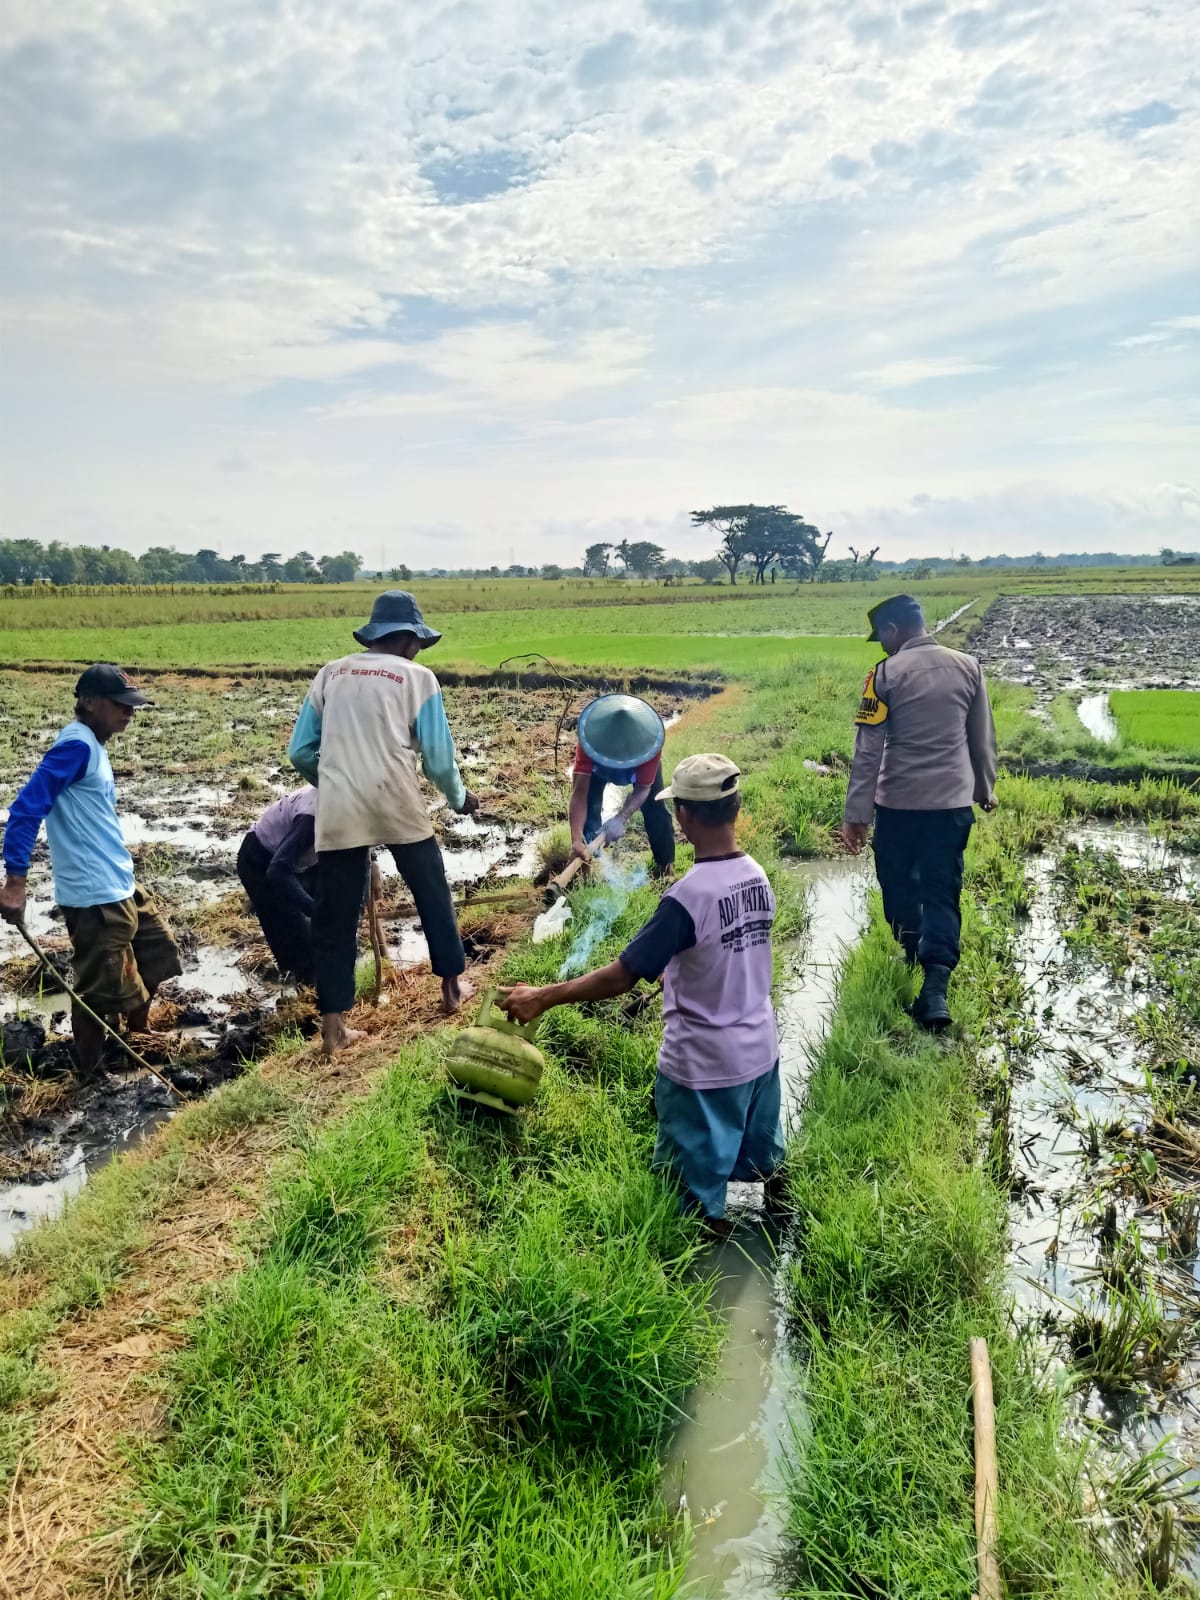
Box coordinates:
[0,665,182,1073]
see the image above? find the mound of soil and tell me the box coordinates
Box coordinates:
[972,595,1200,691]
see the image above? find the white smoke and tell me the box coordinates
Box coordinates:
[557,853,650,977]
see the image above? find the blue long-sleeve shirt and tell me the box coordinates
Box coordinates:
[2,722,136,906]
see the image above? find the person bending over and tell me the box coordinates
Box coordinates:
[503,753,781,1233]
[568,693,675,875]
[237,784,320,985]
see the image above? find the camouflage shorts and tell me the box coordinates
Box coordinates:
[62,885,183,1017]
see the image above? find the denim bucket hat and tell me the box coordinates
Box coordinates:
[577,694,665,769]
[353,590,442,648]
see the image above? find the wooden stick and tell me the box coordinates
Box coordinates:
[12,920,186,1099]
[970,1336,1001,1600]
[382,884,539,921]
[367,858,386,1006]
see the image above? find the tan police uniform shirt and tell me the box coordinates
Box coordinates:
[843,635,997,825]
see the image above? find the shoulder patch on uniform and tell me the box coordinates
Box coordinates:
[854,666,888,726]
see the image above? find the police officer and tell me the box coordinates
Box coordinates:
[569,694,675,875]
[839,594,997,1031]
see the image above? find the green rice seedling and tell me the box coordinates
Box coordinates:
[1068,1280,1194,1393]
[1111,692,1200,757]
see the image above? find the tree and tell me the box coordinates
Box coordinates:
[740,507,826,583]
[613,539,632,575]
[583,542,612,577]
[624,541,665,578]
[261,552,282,581]
[690,506,759,585]
[45,541,82,585]
[389,564,412,581]
[808,529,834,581]
[541,563,564,580]
[690,557,725,585]
[317,550,362,583]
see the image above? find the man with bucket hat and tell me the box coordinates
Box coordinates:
[0,665,183,1073]
[840,594,997,1032]
[569,693,675,874]
[289,591,479,1052]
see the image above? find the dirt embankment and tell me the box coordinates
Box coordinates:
[970,593,1200,692]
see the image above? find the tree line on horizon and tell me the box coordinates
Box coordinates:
[0,526,1183,592]
[0,539,369,588]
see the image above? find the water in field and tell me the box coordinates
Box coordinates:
[1077,692,1118,744]
[664,854,870,1597]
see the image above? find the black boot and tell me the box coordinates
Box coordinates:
[912,964,952,1032]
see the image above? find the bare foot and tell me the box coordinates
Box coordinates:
[320,1014,366,1056]
[441,974,476,1016]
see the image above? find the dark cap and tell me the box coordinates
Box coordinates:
[74,664,152,707]
[353,590,442,649]
[866,593,925,642]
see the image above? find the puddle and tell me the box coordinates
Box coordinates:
[1078,693,1119,745]
[665,854,871,1596]
[933,599,978,632]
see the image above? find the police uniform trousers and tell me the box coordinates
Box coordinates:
[872,805,974,970]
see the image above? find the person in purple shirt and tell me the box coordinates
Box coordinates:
[501,753,783,1234]
[0,664,182,1073]
[236,785,320,985]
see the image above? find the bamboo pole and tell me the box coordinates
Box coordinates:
[969,1336,1001,1600]
[12,920,186,1099]
[367,859,386,1006]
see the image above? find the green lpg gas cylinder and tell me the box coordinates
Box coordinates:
[447,988,545,1114]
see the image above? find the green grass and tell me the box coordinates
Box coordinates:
[1111,691,1200,756]
[779,802,1189,1596]
[124,888,722,1599]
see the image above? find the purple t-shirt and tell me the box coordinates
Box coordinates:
[252,786,318,871]
[620,852,778,1090]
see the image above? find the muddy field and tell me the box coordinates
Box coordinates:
[0,668,696,1238]
[972,594,1200,695]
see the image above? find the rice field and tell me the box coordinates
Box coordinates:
[6,573,1200,1596]
[1110,689,1200,754]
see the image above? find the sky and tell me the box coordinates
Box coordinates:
[1,0,1197,568]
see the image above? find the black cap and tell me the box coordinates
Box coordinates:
[74,664,152,707]
[866,593,925,642]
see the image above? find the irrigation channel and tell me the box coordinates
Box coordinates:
[665,854,871,1597]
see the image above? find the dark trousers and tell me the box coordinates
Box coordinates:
[583,763,675,869]
[313,837,465,1014]
[237,833,316,984]
[872,805,974,971]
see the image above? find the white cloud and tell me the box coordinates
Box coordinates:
[859,357,998,389]
[0,0,1197,562]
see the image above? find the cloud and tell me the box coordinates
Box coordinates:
[859,358,999,389]
[0,0,1196,564]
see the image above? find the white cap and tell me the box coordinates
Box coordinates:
[659,753,741,803]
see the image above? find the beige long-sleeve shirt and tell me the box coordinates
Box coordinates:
[843,636,997,824]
